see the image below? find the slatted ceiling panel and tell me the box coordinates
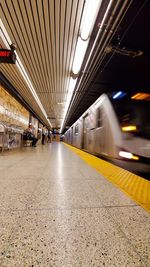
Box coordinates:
[30,1,44,70]
[37,1,51,91]
[54,0,59,93]
[48,0,55,93]
[2,65,28,96]
[59,1,67,94]
[26,1,45,87]
[55,0,60,92]
[43,1,53,92]
[3,69,32,101]
[41,96,51,114]
[62,0,72,93]
[59,0,65,93]
[28,2,48,92]
[2,65,38,107]
[18,0,46,92]
[65,1,76,76]
[1,0,85,127]
[1,1,44,94]
[49,0,56,92]
[60,1,67,93]
[30,0,48,92]
[0,2,46,119]
[27,3,45,90]
[63,1,74,92]
[0,36,6,48]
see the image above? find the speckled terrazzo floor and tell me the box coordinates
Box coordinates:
[0,142,150,267]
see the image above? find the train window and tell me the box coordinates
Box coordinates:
[83,115,89,129]
[96,108,102,127]
[75,124,79,135]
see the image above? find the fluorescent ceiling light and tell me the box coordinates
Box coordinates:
[80,0,102,40]
[112,91,126,99]
[61,0,105,132]
[72,0,103,75]
[0,19,51,127]
[60,78,77,132]
[72,37,88,75]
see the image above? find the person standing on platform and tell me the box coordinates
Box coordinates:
[42,126,46,145]
[48,130,51,143]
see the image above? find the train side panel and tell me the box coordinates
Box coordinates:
[72,119,83,149]
[64,94,150,172]
[81,94,122,158]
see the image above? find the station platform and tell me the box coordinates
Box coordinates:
[0,142,150,267]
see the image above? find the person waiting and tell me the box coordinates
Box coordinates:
[47,130,51,143]
[42,126,46,145]
[24,124,38,147]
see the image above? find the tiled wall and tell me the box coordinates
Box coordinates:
[0,85,29,129]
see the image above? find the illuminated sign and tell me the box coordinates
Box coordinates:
[131,93,150,101]
[0,49,16,64]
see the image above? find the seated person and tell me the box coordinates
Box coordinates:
[24,124,38,147]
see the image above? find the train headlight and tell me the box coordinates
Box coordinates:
[119,151,139,160]
[121,125,137,132]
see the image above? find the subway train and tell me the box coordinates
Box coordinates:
[64,94,150,173]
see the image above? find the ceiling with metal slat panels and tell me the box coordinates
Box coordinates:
[0,0,149,131]
[0,0,85,127]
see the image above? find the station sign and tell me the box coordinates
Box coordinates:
[0,49,16,64]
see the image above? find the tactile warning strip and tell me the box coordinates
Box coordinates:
[64,143,150,212]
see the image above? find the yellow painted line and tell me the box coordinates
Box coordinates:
[64,143,150,212]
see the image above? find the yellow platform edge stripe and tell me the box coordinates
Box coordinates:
[64,143,150,213]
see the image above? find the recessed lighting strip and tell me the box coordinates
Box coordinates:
[60,0,111,132]
[0,19,51,127]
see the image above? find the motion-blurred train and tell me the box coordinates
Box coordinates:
[64,94,150,173]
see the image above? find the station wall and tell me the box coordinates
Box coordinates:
[0,84,29,129]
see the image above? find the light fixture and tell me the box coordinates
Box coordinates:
[119,151,139,160]
[61,0,103,132]
[122,125,137,132]
[72,37,88,75]
[60,78,77,132]
[63,78,76,113]
[72,0,102,75]
[0,19,51,127]
[131,93,150,101]
[80,0,102,40]
[112,91,126,99]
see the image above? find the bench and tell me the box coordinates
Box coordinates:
[22,132,33,146]
[22,139,33,146]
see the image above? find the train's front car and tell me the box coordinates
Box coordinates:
[112,94,150,174]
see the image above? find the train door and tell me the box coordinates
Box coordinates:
[83,114,89,150]
[95,107,104,154]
